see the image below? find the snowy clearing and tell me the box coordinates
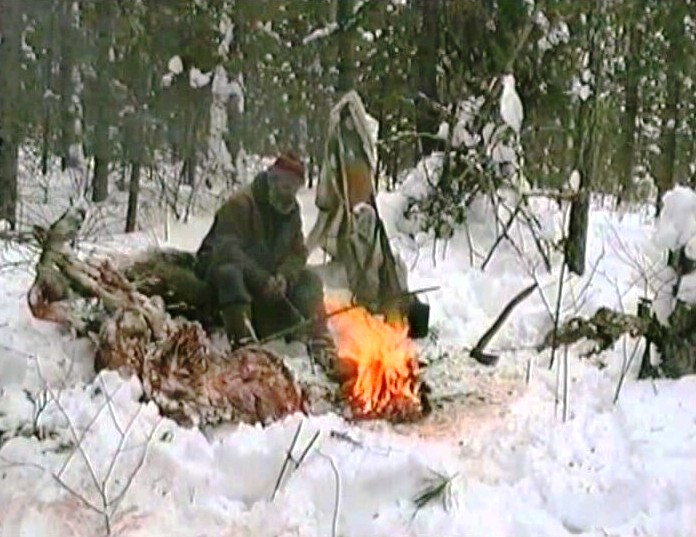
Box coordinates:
[0,165,695,537]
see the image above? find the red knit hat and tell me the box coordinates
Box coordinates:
[271,151,305,182]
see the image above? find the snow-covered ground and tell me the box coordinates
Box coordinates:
[0,160,695,537]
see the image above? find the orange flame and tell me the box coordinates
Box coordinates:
[326,298,422,420]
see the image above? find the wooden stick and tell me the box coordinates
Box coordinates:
[470,282,538,366]
[251,286,441,347]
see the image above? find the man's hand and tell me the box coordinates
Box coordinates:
[264,274,288,298]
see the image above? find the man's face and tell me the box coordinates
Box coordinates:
[268,171,302,214]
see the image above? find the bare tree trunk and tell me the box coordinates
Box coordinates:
[125,163,141,233]
[92,147,110,201]
[184,155,196,187]
[655,85,679,216]
[566,4,603,277]
[41,4,58,177]
[413,0,441,157]
[41,112,51,177]
[0,0,22,229]
[336,0,354,94]
[655,9,684,216]
[58,0,78,171]
[617,9,642,206]
[125,65,151,233]
[92,0,112,202]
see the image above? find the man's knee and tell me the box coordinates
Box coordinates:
[210,263,251,305]
[294,268,324,296]
[288,268,325,314]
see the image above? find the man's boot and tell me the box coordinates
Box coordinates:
[220,303,255,350]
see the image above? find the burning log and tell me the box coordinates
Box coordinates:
[25,207,306,428]
[326,299,428,422]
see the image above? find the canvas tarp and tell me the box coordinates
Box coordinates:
[306,91,409,317]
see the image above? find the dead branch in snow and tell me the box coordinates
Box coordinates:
[0,228,36,243]
[470,282,538,365]
[486,191,553,274]
[480,202,522,270]
[38,357,163,535]
[411,469,459,522]
[2,365,162,536]
[565,244,606,316]
[614,337,642,405]
[548,201,573,371]
[317,451,341,537]
[603,275,647,403]
[329,429,363,449]
[271,421,304,502]
[517,203,553,272]
[463,217,478,266]
[529,265,556,324]
[22,341,86,441]
[271,419,320,501]
[604,219,671,300]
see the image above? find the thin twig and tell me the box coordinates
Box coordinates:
[37,376,103,497]
[294,430,321,468]
[554,347,561,418]
[101,406,144,507]
[107,418,162,514]
[613,338,642,405]
[463,218,477,266]
[480,203,522,271]
[317,451,341,537]
[55,383,124,479]
[562,346,569,422]
[548,258,567,371]
[99,375,125,436]
[0,455,103,515]
[565,245,606,315]
[548,198,573,370]
[271,421,304,501]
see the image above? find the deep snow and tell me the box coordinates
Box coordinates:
[0,161,695,537]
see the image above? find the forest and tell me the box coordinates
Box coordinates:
[1,0,693,233]
[0,2,695,536]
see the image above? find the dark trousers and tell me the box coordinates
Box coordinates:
[208,264,325,340]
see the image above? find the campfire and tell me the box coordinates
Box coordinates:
[325,298,426,421]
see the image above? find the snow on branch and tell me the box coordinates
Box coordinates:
[302,23,339,45]
[302,0,380,46]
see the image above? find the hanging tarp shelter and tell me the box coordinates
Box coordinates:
[307,91,428,336]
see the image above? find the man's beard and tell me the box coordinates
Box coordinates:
[268,183,296,214]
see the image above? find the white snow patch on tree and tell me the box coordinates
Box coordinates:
[654,186,696,256]
[168,55,184,75]
[218,14,235,57]
[571,77,592,101]
[189,67,212,89]
[460,101,483,146]
[302,23,339,45]
[436,121,449,140]
[568,170,581,191]
[500,74,523,135]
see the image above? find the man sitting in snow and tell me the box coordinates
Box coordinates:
[194,152,338,365]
